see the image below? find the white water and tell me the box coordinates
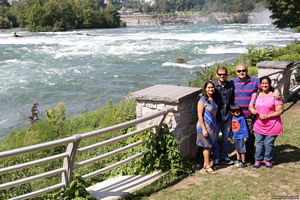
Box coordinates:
[0,23,300,137]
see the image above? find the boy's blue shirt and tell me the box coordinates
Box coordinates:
[230,115,249,139]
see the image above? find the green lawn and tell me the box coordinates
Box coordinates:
[128,94,300,200]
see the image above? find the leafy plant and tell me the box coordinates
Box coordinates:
[47,176,95,200]
[139,127,185,175]
[46,101,66,136]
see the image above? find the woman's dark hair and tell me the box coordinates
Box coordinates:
[202,80,216,103]
[259,76,274,92]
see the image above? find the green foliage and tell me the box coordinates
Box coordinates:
[239,41,300,65]
[202,0,256,13]
[139,127,185,175]
[0,0,13,28]
[239,45,280,66]
[48,176,95,200]
[268,0,300,29]
[7,0,123,31]
[102,5,121,28]
[151,0,261,14]
[294,26,300,33]
[0,16,11,28]
[46,101,66,136]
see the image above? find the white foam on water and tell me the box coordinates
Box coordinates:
[191,47,206,55]
[73,68,81,74]
[106,41,179,56]
[47,82,55,86]
[19,80,28,83]
[162,62,198,69]
[0,119,8,125]
[205,45,247,54]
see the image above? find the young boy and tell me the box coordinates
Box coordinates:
[230,104,249,167]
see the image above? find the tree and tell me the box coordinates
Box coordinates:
[102,5,121,28]
[268,0,300,29]
[0,0,12,28]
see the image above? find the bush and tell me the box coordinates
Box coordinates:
[0,16,11,29]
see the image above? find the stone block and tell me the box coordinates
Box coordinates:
[165,104,179,111]
[156,103,166,110]
[136,106,143,118]
[146,103,157,109]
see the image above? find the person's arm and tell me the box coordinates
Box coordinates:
[259,104,283,120]
[248,93,258,115]
[197,101,208,138]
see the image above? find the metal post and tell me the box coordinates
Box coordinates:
[62,134,82,188]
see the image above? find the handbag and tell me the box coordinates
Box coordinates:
[249,90,260,121]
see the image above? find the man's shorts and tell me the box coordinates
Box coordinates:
[234,139,246,153]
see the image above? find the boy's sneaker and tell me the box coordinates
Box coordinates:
[264,160,273,169]
[235,160,241,167]
[222,158,234,165]
[253,160,261,169]
[240,162,247,168]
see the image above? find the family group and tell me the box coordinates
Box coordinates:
[196,64,284,174]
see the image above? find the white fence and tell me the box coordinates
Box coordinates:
[0,108,174,200]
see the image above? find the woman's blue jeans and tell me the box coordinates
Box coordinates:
[255,132,277,161]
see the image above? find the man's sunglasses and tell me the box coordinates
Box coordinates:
[236,69,247,73]
[218,73,227,76]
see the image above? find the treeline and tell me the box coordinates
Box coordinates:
[0,0,124,31]
[119,0,265,14]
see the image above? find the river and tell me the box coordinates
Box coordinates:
[0,23,300,137]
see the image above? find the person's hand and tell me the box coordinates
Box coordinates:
[250,108,257,115]
[203,130,208,138]
[243,138,247,142]
[259,114,269,120]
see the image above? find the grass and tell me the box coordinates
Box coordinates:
[128,94,300,200]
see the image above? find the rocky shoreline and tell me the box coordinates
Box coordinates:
[121,12,249,26]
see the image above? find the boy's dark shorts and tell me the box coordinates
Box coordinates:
[234,139,246,153]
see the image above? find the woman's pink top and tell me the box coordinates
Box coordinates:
[250,91,283,135]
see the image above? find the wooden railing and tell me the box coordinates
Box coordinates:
[0,108,174,200]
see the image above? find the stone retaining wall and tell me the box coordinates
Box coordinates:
[132,84,201,158]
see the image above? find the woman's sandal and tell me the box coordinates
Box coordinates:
[204,167,216,174]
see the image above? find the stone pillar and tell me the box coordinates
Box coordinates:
[132,84,201,159]
[257,61,294,101]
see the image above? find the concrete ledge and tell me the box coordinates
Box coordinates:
[257,61,294,69]
[86,171,166,200]
[131,84,201,104]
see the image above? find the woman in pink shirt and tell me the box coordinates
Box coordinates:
[249,76,283,169]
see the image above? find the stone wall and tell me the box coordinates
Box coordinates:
[132,84,201,158]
